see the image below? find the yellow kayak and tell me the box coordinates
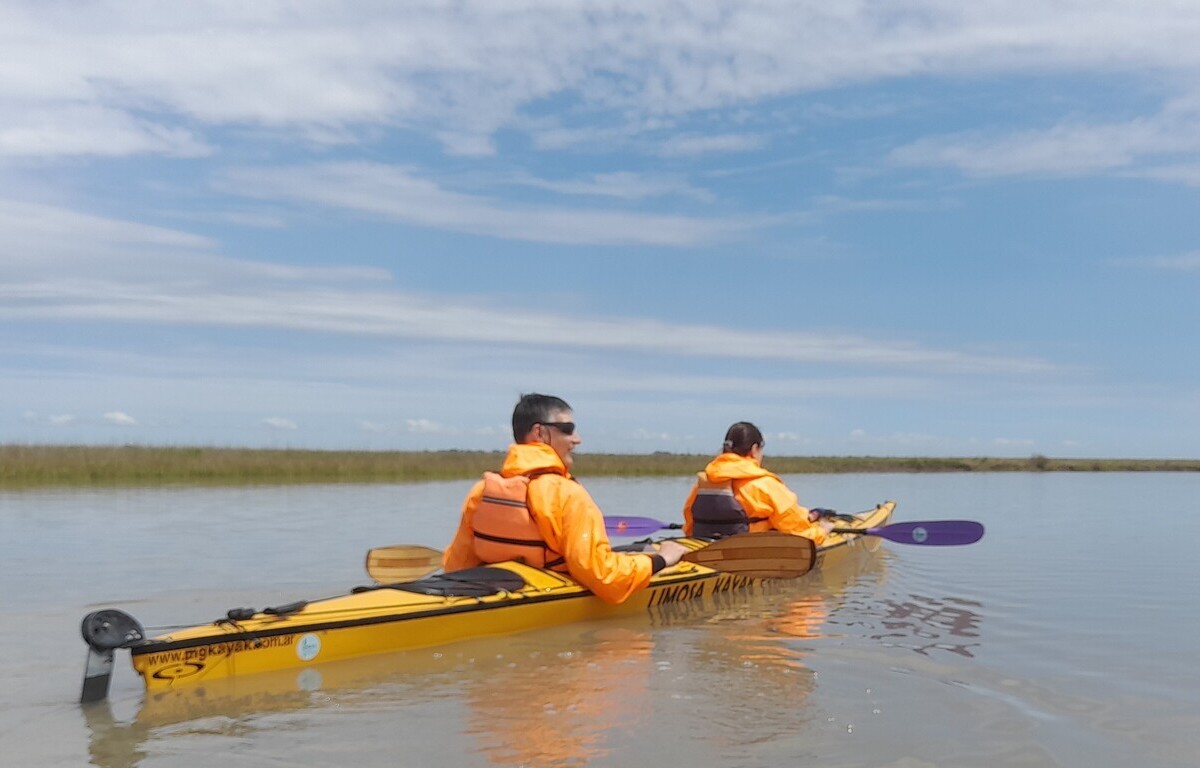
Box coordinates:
[78,501,895,702]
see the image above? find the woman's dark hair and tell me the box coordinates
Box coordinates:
[512,393,572,442]
[722,421,763,456]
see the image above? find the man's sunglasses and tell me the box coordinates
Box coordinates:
[539,421,577,435]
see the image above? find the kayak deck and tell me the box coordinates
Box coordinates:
[128,542,740,689]
[84,501,895,697]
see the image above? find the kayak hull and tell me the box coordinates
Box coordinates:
[115,501,895,693]
[130,561,751,689]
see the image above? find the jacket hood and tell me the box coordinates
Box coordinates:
[704,452,774,483]
[500,442,570,478]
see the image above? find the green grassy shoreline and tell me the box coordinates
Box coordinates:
[2,445,1198,489]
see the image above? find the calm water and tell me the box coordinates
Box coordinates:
[2,472,1198,767]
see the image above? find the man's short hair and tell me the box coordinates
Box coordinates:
[512,393,572,442]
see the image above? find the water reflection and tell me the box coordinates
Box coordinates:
[83,704,149,768]
[464,627,654,767]
[81,623,658,768]
[81,664,356,768]
[654,538,892,754]
[871,594,983,657]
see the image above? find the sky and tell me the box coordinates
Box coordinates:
[2,1,1199,459]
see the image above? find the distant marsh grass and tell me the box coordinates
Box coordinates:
[2,445,1197,489]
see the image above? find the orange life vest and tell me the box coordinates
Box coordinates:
[689,472,767,538]
[471,471,567,571]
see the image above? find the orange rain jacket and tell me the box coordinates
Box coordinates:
[681,452,828,544]
[443,442,655,605]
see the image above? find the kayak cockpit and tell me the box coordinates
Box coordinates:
[363,566,527,597]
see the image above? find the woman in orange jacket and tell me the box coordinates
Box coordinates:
[443,393,688,605]
[681,421,831,544]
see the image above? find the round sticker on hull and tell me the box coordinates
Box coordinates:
[911,526,928,543]
[296,633,321,661]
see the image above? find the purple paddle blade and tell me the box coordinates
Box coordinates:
[865,520,984,546]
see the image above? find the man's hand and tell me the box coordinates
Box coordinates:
[654,539,690,567]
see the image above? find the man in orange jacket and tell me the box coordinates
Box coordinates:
[443,393,688,605]
[681,421,832,543]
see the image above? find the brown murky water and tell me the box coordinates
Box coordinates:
[3,473,1199,766]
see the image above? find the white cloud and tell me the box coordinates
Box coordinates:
[517,172,715,203]
[0,196,1059,379]
[1137,252,1200,271]
[165,208,290,230]
[102,411,137,426]
[629,428,673,442]
[889,115,1200,178]
[0,185,1062,380]
[0,104,210,158]
[216,162,754,247]
[0,198,389,285]
[5,2,1200,161]
[0,199,214,265]
[846,429,942,447]
[405,419,442,434]
[262,417,298,430]
[1137,163,1200,186]
[0,274,1057,375]
[49,414,76,426]
[658,133,766,157]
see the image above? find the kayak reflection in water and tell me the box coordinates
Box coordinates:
[461,576,846,766]
[462,590,828,766]
[463,626,657,767]
[660,562,867,753]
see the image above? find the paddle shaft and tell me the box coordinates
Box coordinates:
[366,531,817,584]
[605,516,682,536]
[604,508,877,537]
[606,515,983,546]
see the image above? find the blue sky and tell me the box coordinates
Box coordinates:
[2,2,1198,458]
